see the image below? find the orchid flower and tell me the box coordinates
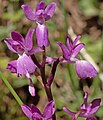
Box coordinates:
[57,35,97,79]
[22,1,56,47]
[21,100,55,120]
[63,92,101,120]
[4,28,42,96]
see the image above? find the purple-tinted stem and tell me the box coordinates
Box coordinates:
[48,58,59,86]
[31,49,54,101]
[42,46,46,67]
[31,54,53,101]
[39,46,54,101]
[31,54,41,68]
[41,46,46,84]
[31,46,56,119]
[40,46,56,120]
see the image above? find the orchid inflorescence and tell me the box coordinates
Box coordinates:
[4,1,101,120]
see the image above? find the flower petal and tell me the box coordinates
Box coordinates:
[36,23,49,47]
[87,98,101,115]
[11,31,24,45]
[25,28,34,51]
[7,60,17,73]
[17,53,36,75]
[4,38,17,53]
[75,60,98,79]
[43,100,55,119]
[66,35,73,51]
[63,107,76,116]
[29,78,35,97]
[36,1,45,11]
[32,112,42,119]
[21,5,36,21]
[46,56,57,64]
[57,42,71,60]
[11,42,24,54]
[45,2,56,19]
[71,43,84,58]
[21,104,32,119]
[30,104,41,115]
[73,35,81,47]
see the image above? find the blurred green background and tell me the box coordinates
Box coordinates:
[0,0,103,120]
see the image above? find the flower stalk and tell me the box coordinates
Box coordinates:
[40,46,56,120]
[48,58,59,86]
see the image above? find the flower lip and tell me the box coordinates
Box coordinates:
[36,23,49,47]
[76,60,98,79]
[17,53,36,76]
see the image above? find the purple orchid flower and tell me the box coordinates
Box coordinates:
[63,92,101,120]
[21,1,56,24]
[57,35,97,79]
[22,1,56,47]
[21,100,55,120]
[4,28,42,96]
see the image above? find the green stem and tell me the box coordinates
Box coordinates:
[67,64,79,90]
[92,76,100,96]
[60,0,68,34]
[101,32,103,59]
[0,71,23,106]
